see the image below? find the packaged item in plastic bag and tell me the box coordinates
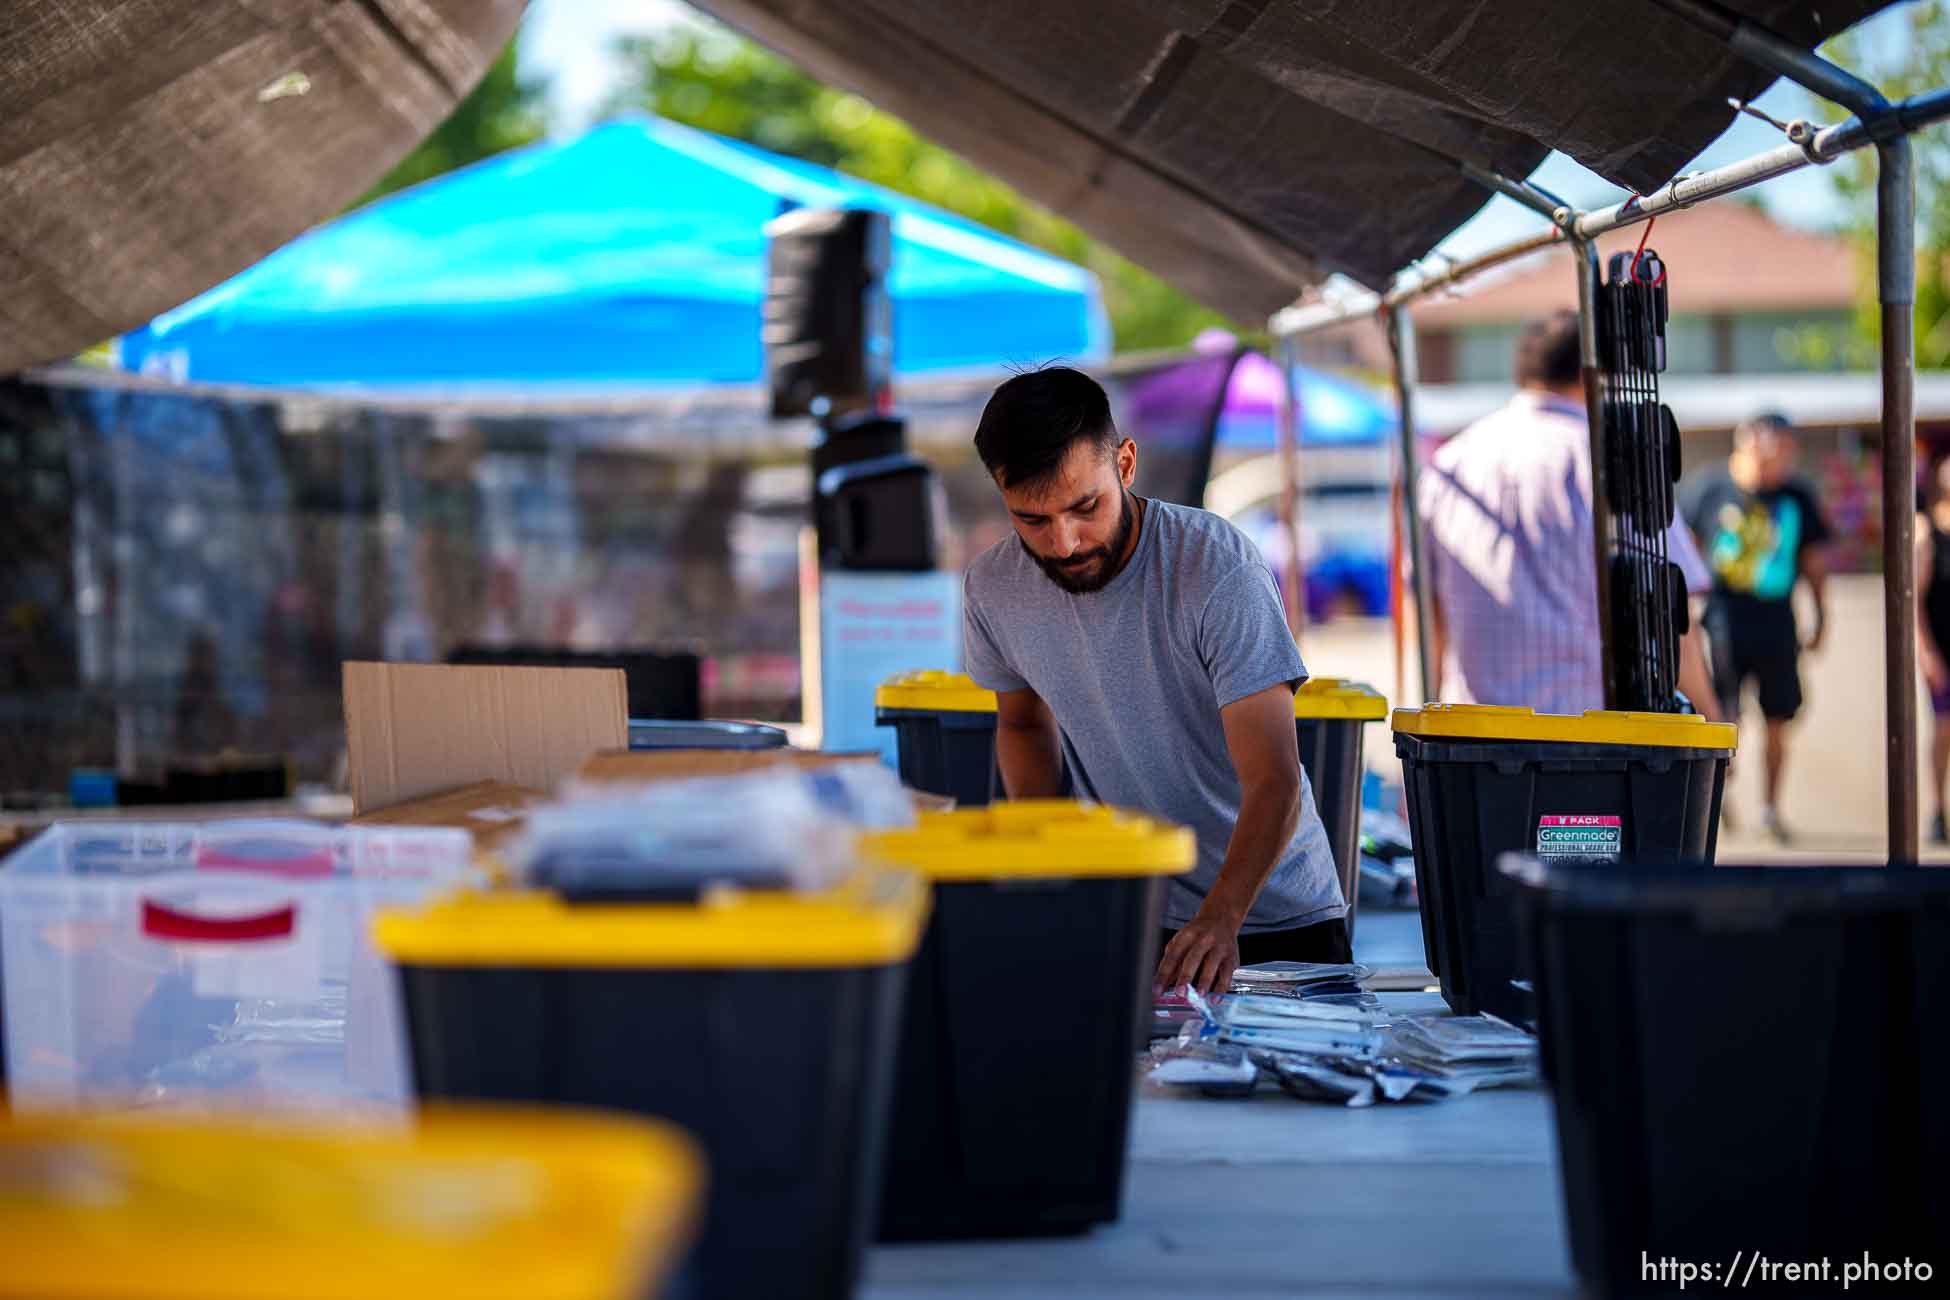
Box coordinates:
[1266,1053,1378,1107]
[790,762,921,828]
[1380,1013,1541,1095]
[1233,960,1372,984]
[515,764,914,899]
[1182,991,1386,1058]
[1150,988,1204,1039]
[1388,1013,1536,1061]
[1231,960,1372,1000]
[560,755,918,829]
[1146,1038,1260,1095]
[1294,990,1388,1016]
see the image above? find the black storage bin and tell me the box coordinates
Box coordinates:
[862,802,1193,1240]
[1292,678,1386,937]
[375,873,928,1300]
[875,672,1001,807]
[117,756,290,805]
[1392,704,1732,1023]
[811,414,908,558]
[447,646,702,721]
[1508,857,1950,1299]
[816,454,939,571]
[627,719,788,750]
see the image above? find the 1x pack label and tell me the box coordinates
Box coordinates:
[1537,814,1622,859]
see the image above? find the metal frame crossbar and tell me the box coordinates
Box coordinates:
[1268,5,1950,862]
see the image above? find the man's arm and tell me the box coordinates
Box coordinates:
[1801,545,1830,653]
[1677,623,1721,722]
[1794,483,1834,654]
[963,571,1051,795]
[1667,523,1722,721]
[993,687,1065,799]
[1917,519,1947,694]
[1155,682,1303,995]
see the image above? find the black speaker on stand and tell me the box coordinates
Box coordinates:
[764,207,893,421]
[764,208,939,571]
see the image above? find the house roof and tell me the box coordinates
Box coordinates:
[1412,201,1862,327]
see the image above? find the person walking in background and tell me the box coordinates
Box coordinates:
[1680,413,1832,844]
[1915,455,1950,844]
[1418,310,1720,719]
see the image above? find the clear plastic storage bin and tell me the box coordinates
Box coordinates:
[0,820,477,1112]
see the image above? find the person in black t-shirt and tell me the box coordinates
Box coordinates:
[1915,455,1950,844]
[1680,413,1831,843]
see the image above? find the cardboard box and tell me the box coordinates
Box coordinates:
[348,780,545,849]
[342,661,628,814]
[574,748,884,786]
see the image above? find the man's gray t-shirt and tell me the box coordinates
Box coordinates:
[962,498,1345,933]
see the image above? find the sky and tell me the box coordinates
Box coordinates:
[516,0,1921,266]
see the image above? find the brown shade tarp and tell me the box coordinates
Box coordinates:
[0,0,525,374]
[693,0,1894,319]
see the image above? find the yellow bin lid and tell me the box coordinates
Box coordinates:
[374,868,929,969]
[1293,677,1389,721]
[861,800,1196,881]
[1392,703,1736,750]
[0,1105,701,1300]
[874,670,998,713]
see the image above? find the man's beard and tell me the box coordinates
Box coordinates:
[1026,489,1137,594]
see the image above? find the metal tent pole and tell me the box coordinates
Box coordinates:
[1275,333,1304,635]
[1878,140,1919,863]
[1269,230,1564,338]
[1572,237,1620,710]
[1385,307,1438,701]
[1648,0,1920,860]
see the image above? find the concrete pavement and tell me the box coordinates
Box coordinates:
[864,915,1574,1300]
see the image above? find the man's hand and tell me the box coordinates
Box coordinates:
[1156,904,1244,996]
[1927,647,1950,697]
[1805,615,1826,654]
[1152,682,1305,997]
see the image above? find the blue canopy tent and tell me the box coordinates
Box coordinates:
[116,115,1109,389]
[1208,347,1394,450]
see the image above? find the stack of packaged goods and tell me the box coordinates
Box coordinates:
[1148,978,1538,1107]
[1383,1016,1540,1096]
[1151,961,1374,1038]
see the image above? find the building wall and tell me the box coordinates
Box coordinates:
[1425,310,1856,383]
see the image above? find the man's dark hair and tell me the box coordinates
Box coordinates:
[973,365,1119,490]
[1736,410,1796,442]
[1513,310,1583,389]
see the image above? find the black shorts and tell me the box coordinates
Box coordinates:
[1710,623,1803,722]
[1159,916,1353,967]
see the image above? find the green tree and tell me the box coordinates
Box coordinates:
[612,25,1248,353]
[356,42,545,207]
[1822,1,1950,369]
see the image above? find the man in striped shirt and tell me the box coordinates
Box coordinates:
[1417,310,1719,719]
